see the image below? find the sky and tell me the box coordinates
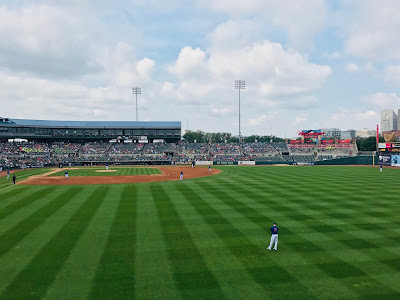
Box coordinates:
[1,0,400,138]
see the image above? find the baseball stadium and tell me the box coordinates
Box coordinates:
[2,1,400,299]
[1,116,400,299]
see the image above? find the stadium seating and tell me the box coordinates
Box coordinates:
[0,141,359,167]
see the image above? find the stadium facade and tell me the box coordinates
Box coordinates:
[0,118,181,142]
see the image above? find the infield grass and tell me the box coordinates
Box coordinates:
[49,167,162,177]
[0,166,399,299]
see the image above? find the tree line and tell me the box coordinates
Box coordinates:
[182,130,285,143]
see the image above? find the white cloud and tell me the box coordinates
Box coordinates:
[322,52,341,60]
[0,5,102,78]
[210,106,235,117]
[202,0,327,48]
[167,41,331,109]
[385,66,400,86]
[247,114,276,127]
[327,108,379,130]
[295,117,307,125]
[365,93,400,108]
[345,63,360,72]
[345,0,400,61]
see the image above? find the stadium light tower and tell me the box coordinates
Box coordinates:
[234,80,245,143]
[132,87,141,121]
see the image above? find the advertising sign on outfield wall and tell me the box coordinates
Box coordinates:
[238,161,256,165]
[378,154,392,166]
[378,143,392,149]
[391,155,400,167]
[195,161,213,166]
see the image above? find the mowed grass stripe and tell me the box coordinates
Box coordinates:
[0,188,79,256]
[165,184,264,300]
[134,184,181,300]
[175,183,316,299]
[213,169,400,297]
[0,187,95,296]
[0,188,67,236]
[0,187,54,220]
[49,167,161,177]
[151,184,226,299]
[89,185,137,300]
[192,180,363,298]
[0,187,27,202]
[44,186,122,300]
[0,186,108,299]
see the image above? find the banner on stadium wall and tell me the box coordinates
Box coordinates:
[195,161,213,166]
[238,161,256,165]
[391,155,400,167]
[214,161,236,165]
[378,143,392,149]
[378,154,391,166]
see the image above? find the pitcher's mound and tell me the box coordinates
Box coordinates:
[96,170,117,173]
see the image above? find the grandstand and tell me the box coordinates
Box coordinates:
[0,139,359,168]
[0,117,363,167]
[0,118,181,142]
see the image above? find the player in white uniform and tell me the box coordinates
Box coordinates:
[179,171,183,180]
[380,165,383,172]
[208,165,211,173]
[106,164,109,171]
[65,170,69,180]
[7,170,10,180]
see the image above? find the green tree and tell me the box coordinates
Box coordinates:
[356,136,383,151]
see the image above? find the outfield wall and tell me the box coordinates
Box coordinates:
[314,156,373,165]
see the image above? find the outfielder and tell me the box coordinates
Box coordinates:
[179,171,183,180]
[267,222,279,251]
[106,164,109,171]
[7,170,10,180]
[380,165,383,172]
[208,165,211,173]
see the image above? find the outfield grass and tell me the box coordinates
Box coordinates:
[0,166,399,299]
[49,167,162,177]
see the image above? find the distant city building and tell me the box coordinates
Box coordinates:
[356,129,376,138]
[397,109,400,130]
[381,109,398,132]
[341,129,356,139]
[321,128,341,139]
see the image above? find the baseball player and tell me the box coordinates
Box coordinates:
[192,161,195,168]
[208,165,211,173]
[267,222,279,251]
[380,165,383,172]
[65,170,69,180]
[12,174,16,185]
[106,164,109,171]
[179,171,183,180]
[7,170,10,180]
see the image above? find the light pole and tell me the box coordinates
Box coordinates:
[234,80,245,143]
[132,87,141,121]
